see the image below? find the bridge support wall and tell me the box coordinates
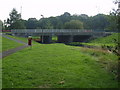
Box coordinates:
[42,35,52,44]
[57,35,73,43]
[73,35,91,42]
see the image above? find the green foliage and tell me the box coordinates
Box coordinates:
[106,15,118,30]
[0,20,3,30]
[90,14,110,30]
[8,8,21,24]
[106,1,119,31]
[64,20,83,29]
[26,18,38,29]
[11,20,26,29]
[5,8,26,29]
[3,9,117,30]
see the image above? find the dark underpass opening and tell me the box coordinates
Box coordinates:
[33,35,92,44]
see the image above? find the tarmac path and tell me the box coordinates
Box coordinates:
[0,34,28,59]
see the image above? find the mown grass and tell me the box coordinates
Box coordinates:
[2,42,118,88]
[2,36,23,52]
[6,35,38,45]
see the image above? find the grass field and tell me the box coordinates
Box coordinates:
[2,36,23,52]
[2,35,118,88]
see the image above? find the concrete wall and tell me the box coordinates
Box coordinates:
[73,35,91,42]
[42,35,52,44]
[57,35,73,43]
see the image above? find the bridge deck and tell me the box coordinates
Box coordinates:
[11,29,110,36]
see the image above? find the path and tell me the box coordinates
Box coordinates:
[2,34,27,45]
[0,34,29,59]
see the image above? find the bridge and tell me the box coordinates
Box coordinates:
[11,29,112,43]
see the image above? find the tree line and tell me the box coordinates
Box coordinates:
[1,8,119,31]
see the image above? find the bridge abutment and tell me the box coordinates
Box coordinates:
[42,35,52,44]
[73,35,91,42]
[57,35,73,43]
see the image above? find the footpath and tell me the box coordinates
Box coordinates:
[0,34,28,59]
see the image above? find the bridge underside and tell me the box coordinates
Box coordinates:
[13,34,92,44]
[42,35,52,44]
[11,29,111,44]
[73,35,91,42]
[57,35,73,43]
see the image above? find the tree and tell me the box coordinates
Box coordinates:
[106,0,120,31]
[90,14,109,30]
[79,14,90,29]
[59,12,71,25]
[5,8,26,29]
[0,20,3,30]
[11,20,26,29]
[64,20,84,29]
[26,18,38,29]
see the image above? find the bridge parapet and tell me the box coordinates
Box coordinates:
[12,29,94,35]
[11,29,113,37]
[11,29,113,44]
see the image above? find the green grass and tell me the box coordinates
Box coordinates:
[0,35,2,52]
[2,42,118,88]
[68,33,119,47]
[2,36,23,52]
[52,36,57,41]
[90,33,119,44]
[82,33,119,47]
[6,35,38,44]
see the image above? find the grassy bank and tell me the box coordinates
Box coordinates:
[2,36,23,52]
[2,41,118,88]
[6,35,38,44]
[68,33,119,47]
[82,33,119,47]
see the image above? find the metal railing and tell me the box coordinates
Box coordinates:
[11,29,93,33]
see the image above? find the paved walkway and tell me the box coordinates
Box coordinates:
[0,34,29,59]
[2,34,27,45]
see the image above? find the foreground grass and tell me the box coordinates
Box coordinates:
[2,42,118,88]
[2,36,23,52]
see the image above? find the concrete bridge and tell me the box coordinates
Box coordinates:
[11,29,112,43]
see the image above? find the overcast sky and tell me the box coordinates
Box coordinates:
[0,0,117,22]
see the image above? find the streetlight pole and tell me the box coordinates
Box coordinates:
[41,15,44,43]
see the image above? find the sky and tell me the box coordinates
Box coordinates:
[0,0,117,22]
